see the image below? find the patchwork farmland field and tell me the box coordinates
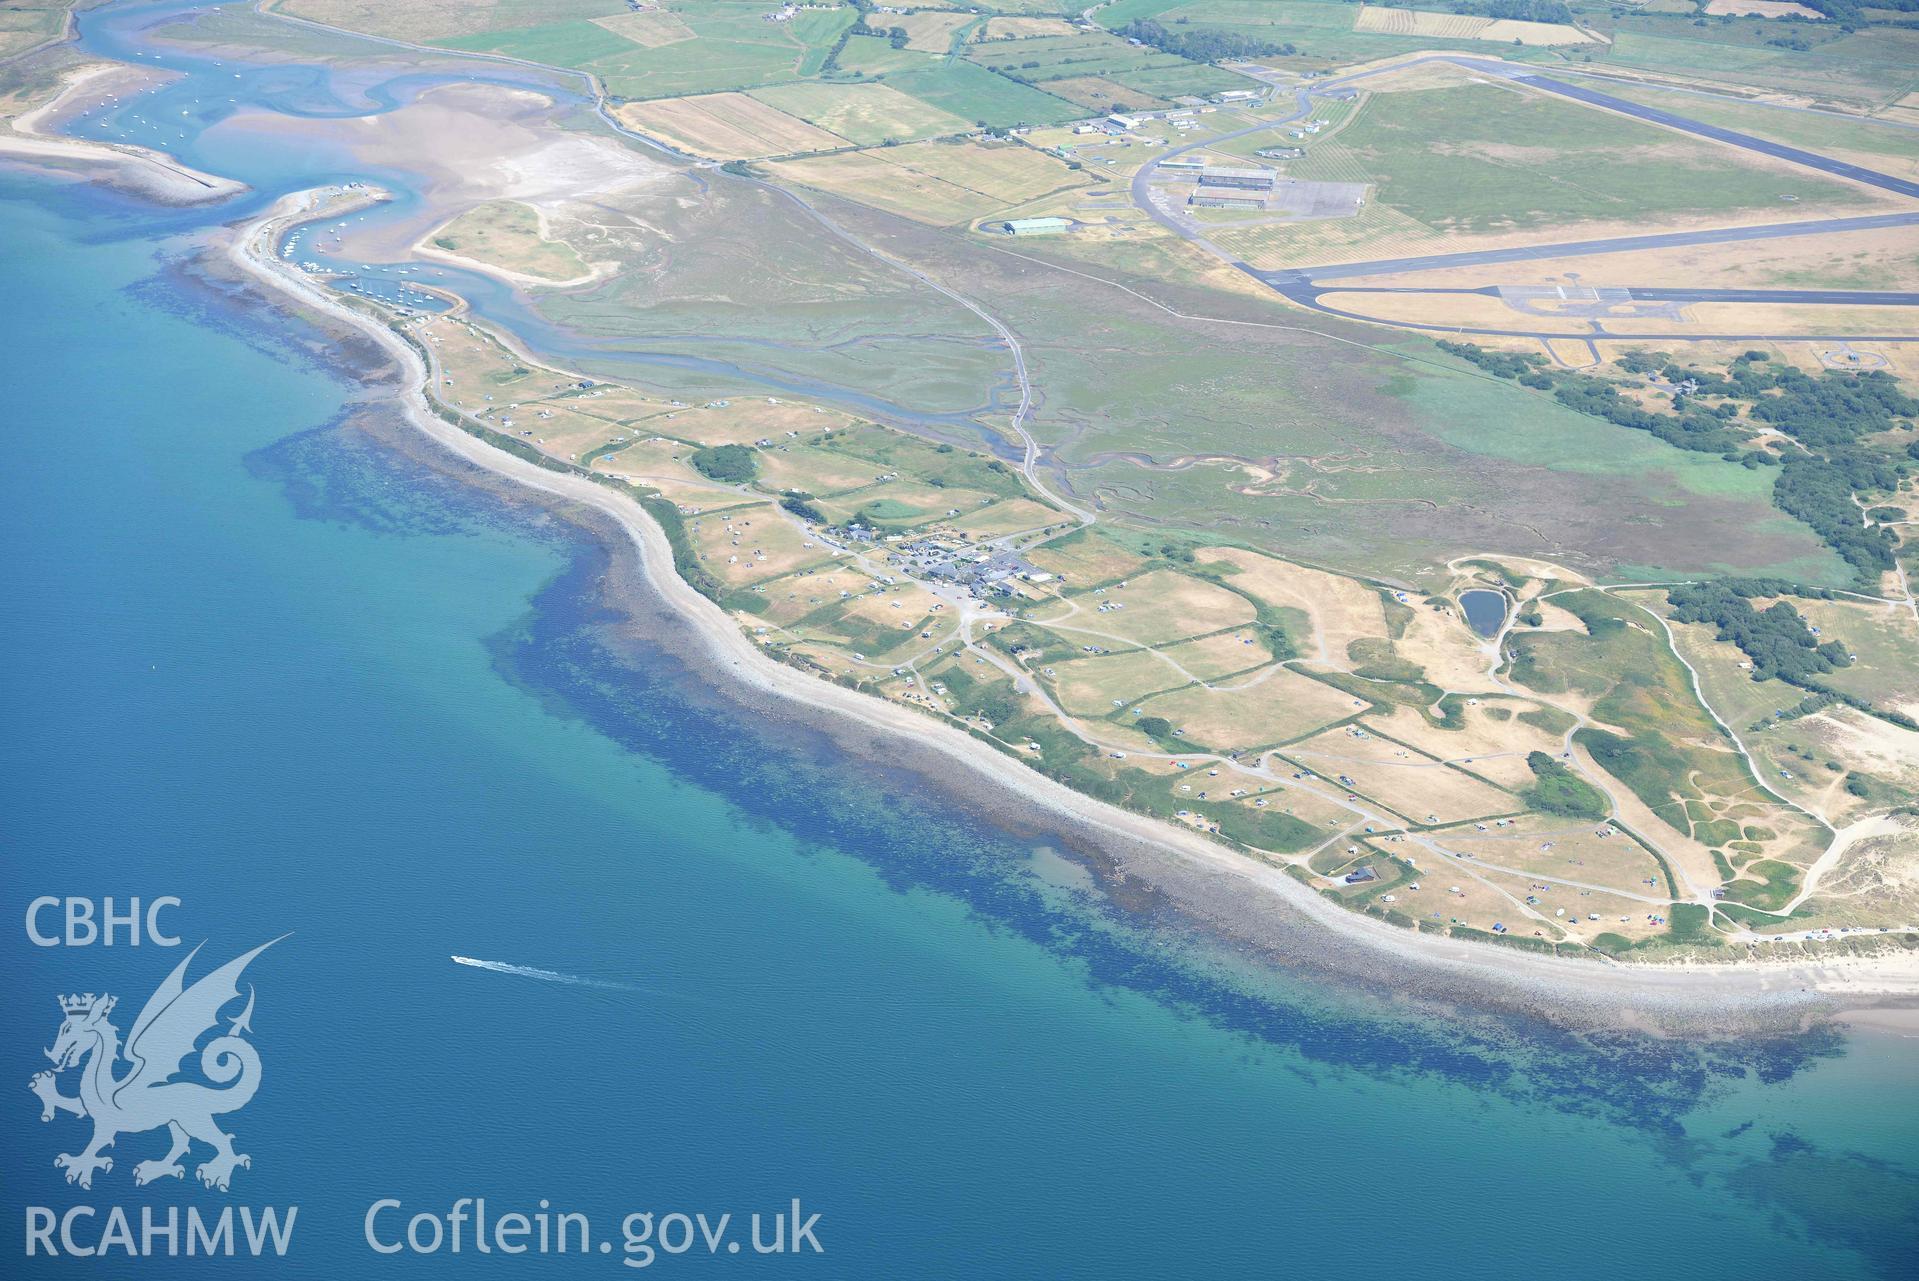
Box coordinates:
[416,0,858,99]
[832,33,942,78]
[272,0,631,43]
[975,16,1080,41]
[890,10,978,53]
[881,61,1086,128]
[591,8,695,48]
[749,80,975,145]
[1352,4,1603,45]
[768,138,1093,224]
[965,29,1256,100]
[0,2,70,56]
[616,91,847,159]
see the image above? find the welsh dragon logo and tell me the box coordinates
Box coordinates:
[30,939,282,1192]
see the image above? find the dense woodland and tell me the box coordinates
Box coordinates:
[1117,19,1297,62]
[1666,582,1851,685]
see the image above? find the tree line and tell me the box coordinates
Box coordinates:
[1437,342,1916,584]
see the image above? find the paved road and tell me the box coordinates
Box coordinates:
[1260,275,1919,342]
[1305,282,1919,307]
[1480,62,1919,201]
[1251,211,1919,284]
[1307,284,1919,306]
[1627,286,1919,306]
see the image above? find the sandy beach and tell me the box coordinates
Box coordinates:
[0,62,245,204]
[195,183,1919,1036]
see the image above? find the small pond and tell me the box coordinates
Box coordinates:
[1460,589,1507,639]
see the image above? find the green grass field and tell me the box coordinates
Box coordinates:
[0,3,72,57]
[833,33,942,79]
[434,17,633,66]
[1600,81,1919,168]
[945,266,1846,583]
[425,0,855,99]
[885,61,1086,128]
[1092,0,1919,103]
[965,31,1190,80]
[1289,81,1881,234]
[965,28,1257,99]
[1105,61,1255,98]
[275,0,626,43]
[1593,18,1919,107]
[1092,0,1571,68]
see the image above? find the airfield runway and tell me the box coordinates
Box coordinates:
[1131,56,1919,342]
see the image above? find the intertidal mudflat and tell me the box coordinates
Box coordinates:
[4,2,1919,1276]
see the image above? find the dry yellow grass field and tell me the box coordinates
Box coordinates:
[899,139,1089,202]
[1158,630,1272,681]
[751,567,882,625]
[1284,725,1519,824]
[1439,815,1666,886]
[976,17,1078,40]
[657,399,847,447]
[1560,739,1730,894]
[1052,569,1256,647]
[816,479,999,528]
[769,151,991,224]
[1210,203,1441,272]
[1364,703,1566,784]
[1336,225,1919,294]
[543,391,663,425]
[1352,4,1605,44]
[1349,60,1482,95]
[1314,290,1619,334]
[1050,649,1193,717]
[690,503,834,587]
[591,9,696,47]
[841,580,945,629]
[1544,338,1600,367]
[588,437,708,486]
[1026,534,1154,585]
[750,81,973,146]
[1195,547,1389,668]
[1704,0,1823,15]
[1392,597,1499,693]
[493,407,626,461]
[1043,76,1165,111]
[615,92,846,160]
[951,497,1061,539]
[1223,172,1901,271]
[892,10,974,52]
[1135,666,1358,751]
[771,139,1089,225]
[1886,92,1919,126]
[1599,302,1919,338]
[752,443,889,496]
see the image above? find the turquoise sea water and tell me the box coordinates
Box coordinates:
[2,8,1917,1278]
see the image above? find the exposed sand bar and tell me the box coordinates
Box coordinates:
[221,186,1919,1034]
[0,63,245,204]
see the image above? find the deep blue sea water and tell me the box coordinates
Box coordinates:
[2,6,1917,1278]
